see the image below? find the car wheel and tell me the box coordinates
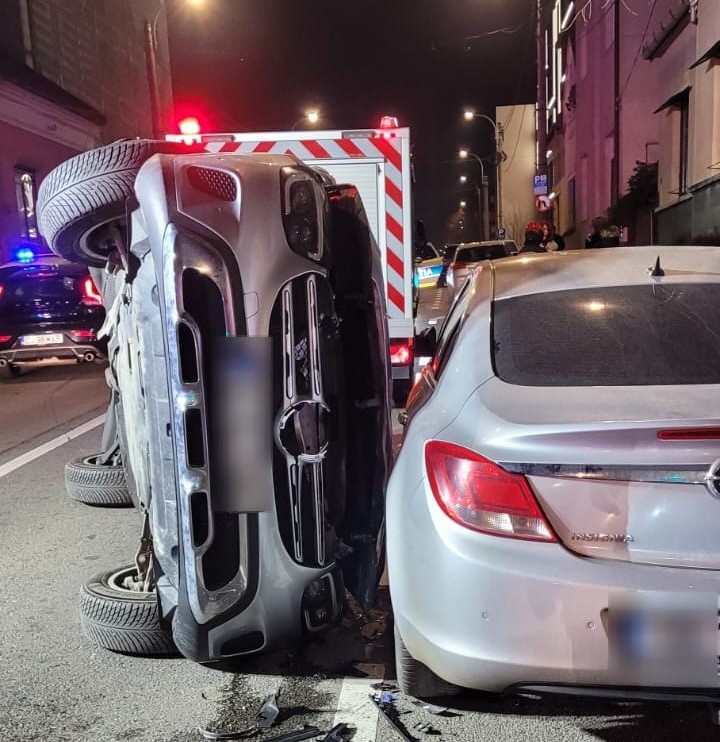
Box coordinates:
[80,565,176,656]
[393,380,411,408]
[394,625,461,699]
[65,454,132,507]
[0,364,22,380]
[37,139,194,266]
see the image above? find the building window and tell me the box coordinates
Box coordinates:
[14,166,39,240]
[678,95,689,194]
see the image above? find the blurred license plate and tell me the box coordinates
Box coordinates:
[211,337,271,512]
[607,592,718,684]
[21,333,63,346]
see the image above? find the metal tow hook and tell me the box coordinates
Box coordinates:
[369,694,418,742]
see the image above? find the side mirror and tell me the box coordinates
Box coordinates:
[414,326,437,357]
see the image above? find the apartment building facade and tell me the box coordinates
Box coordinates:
[538,0,720,247]
[0,0,173,262]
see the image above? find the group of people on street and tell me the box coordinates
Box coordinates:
[520,216,620,253]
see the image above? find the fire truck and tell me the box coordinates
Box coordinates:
[166,117,417,402]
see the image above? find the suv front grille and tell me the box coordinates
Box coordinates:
[271,274,345,568]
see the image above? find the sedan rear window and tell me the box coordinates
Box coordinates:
[492,284,720,386]
[457,245,508,263]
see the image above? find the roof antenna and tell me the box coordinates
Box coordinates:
[650,255,665,277]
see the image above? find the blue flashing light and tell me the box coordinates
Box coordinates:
[14,247,36,263]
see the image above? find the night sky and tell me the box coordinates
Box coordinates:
[168,0,536,243]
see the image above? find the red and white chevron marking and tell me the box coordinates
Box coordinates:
[198,137,406,318]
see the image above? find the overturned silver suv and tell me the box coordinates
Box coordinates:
[38,140,392,662]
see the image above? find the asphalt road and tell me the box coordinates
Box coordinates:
[1,323,719,741]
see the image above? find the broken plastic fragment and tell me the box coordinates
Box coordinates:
[412,700,449,715]
[197,725,258,740]
[256,693,280,728]
[263,725,322,742]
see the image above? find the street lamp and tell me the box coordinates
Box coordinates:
[292,109,321,130]
[458,150,490,240]
[144,0,205,139]
[462,110,505,233]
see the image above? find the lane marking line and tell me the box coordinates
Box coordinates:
[0,414,105,479]
[332,672,383,742]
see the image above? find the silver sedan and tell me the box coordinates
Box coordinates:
[388,246,720,700]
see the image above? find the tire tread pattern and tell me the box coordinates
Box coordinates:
[80,568,176,656]
[394,625,460,699]
[65,456,132,507]
[37,139,189,263]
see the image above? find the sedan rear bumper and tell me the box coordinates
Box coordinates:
[0,343,104,364]
[388,478,720,694]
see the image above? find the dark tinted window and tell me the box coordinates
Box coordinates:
[493,284,720,386]
[0,264,85,300]
[415,243,438,261]
[432,278,473,377]
[457,245,508,263]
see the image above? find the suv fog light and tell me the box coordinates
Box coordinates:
[302,572,340,632]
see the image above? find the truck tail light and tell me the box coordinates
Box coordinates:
[82,277,102,305]
[425,441,556,542]
[390,341,412,366]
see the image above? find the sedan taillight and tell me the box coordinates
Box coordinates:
[82,277,102,305]
[69,329,96,342]
[425,441,556,542]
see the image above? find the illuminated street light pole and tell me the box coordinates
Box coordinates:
[292,109,321,130]
[144,0,204,139]
[459,151,490,240]
[459,174,489,241]
[462,110,505,234]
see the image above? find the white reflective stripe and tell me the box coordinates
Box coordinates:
[0,415,105,479]
[384,162,402,191]
[385,195,403,226]
[332,674,382,740]
[203,142,226,154]
[312,139,348,159]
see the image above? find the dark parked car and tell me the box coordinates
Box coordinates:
[0,255,105,377]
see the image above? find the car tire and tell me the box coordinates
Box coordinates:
[394,625,461,699]
[0,364,22,380]
[37,139,193,266]
[65,454,132,507]
[80,565,176,656]
[392,380,411,409]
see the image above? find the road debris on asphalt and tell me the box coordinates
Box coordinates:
[263,725,322,741]
[411,700,449,716]
[369,692,419,742]
[257,693,280,728]
[198,725,258,740]
[320,722,355,740]
[198,692,281,740]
